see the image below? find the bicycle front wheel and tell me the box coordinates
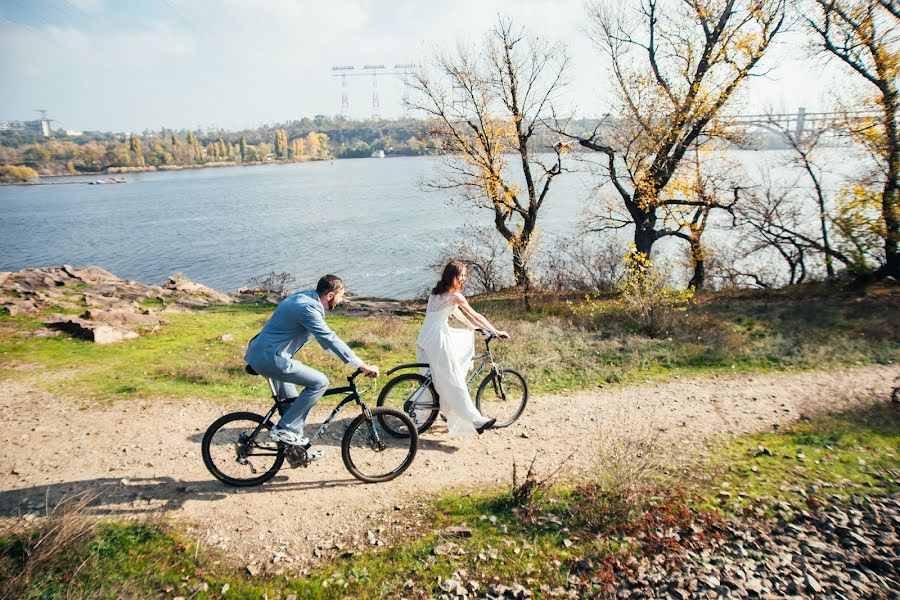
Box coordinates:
[475,368,528,428]
[202,412,284,487]
[376,373,439,436]
[342,407,418,483]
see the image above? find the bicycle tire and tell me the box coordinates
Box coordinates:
[475,367,528,428]
[341,407,418,483]
[202,411,284,487]
[376,372,440,436]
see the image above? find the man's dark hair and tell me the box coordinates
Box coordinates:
[317,274,345,295]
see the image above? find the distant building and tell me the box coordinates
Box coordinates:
[0,118,53,137]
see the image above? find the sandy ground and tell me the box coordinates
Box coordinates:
[0,365,897,571]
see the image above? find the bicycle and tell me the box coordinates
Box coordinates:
[202,367,418,487]
[376,328,528,437]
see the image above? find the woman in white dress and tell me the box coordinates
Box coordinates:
[416,260,510,437]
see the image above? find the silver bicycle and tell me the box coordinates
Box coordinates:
[376,328,528,436]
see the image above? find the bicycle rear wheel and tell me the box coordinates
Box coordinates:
[202,412,284,487]
[342,407,418,483]
[376,373,439,436]
[475,368,528,428]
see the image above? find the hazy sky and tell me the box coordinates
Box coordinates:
[0,0,848,132]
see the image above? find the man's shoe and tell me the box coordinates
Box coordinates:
[475,418,496,435]
[307,449,325,462]
[267,427,309,446]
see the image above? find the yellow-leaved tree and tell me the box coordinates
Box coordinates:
[806,0,899,279]
[573,0,785,265]
[406,16,569,289]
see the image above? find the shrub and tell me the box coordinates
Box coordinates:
[0,164,39,182]
[246,271,296,297]
[620,245,694,337]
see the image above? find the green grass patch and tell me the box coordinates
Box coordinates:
[700,401,900,514]
[0,285,897,403]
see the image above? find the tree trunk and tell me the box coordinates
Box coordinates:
[633,217,658,257]
[512,248,530,288]
[688,240,705,291]
[880,96,899,279]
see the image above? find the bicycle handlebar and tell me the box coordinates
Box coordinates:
[348,367,378,383]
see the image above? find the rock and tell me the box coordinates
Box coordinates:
[745,578,764,596]
[164,273,233,304]
[444,526,473,539]
[804,572,823,593]
[433,542,459,556]
[46,318,139,344]
[439,578,466,595]
[246,564,259,576]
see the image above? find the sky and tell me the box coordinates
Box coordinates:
[0,0,851,133]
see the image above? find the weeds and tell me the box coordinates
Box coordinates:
[510,453,572,516]
[0,491,99,598]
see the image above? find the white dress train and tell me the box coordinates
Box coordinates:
[416,293,488,437]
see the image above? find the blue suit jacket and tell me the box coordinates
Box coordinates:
[244,290,362,372]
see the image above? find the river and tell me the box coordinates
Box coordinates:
[0,151,854,298]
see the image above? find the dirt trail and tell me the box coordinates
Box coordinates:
[0,365,896,570]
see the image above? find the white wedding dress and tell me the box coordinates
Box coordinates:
[416,293,489,437]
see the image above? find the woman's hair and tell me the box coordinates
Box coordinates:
[432,259,466,295]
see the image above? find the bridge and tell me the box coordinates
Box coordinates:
[721,107,882,138]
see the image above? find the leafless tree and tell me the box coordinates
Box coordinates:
[430,225,513,294]
[536,234,628,291]
[762,113,839,280]
[407,16,570,289]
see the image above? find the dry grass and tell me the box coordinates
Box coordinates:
[0,491,100,598]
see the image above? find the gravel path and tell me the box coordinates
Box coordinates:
[0,365,896,571]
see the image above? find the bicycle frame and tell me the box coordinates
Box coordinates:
[384,332,499,397]
[247,372,376,453]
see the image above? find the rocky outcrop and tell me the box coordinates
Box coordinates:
[0,265,235,344]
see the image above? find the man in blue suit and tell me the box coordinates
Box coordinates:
[244,274,379,446]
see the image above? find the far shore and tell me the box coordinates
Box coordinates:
[3,152,429,185]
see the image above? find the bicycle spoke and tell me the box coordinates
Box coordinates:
[204,416,282,485]
[476,369,528,428]
[343,408,417,482]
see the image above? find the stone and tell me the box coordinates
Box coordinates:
[444,526,473,538]
[804,572,823,594]
[433,542,459,556]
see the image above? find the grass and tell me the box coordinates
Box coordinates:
[0,283,896,404]
[0,303,420,404]
[2,400,897,599]
[699,400,900,515]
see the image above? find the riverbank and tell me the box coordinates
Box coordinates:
[1,264,898,597]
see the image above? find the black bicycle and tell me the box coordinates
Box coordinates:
[376,328,528,436]
[202,368,418,486]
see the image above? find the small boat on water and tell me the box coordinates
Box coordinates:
[90,177,127,185]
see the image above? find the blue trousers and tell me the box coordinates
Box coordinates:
[254,358,329,436]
